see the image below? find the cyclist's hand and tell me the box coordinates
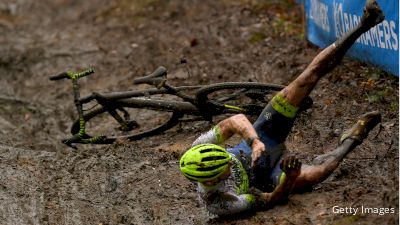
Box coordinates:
[280,156,301,179]
[251,139,265,168]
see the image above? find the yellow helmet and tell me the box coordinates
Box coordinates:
[180,144,231,182]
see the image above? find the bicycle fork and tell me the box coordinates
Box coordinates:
[50,69,108,148]
[68,78,108,147]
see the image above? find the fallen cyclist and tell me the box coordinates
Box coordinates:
[179,0,384,216]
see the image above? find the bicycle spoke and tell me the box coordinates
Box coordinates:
[79,107,178,140]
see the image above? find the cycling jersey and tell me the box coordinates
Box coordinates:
[192,93,298,215]
[197,152,256,215]
[193,137,283,215]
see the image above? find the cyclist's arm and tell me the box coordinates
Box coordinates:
[193,114,258,146]
[215,114,257,140]
[256,175,296,207]
[218,114,265,167]
[257,156,302,208]
[205,187,298,216]
[192,114,265,167]
[208,156,302,215]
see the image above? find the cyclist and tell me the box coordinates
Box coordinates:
[179,0,384,216]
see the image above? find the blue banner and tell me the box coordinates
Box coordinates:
[304,0,399,76]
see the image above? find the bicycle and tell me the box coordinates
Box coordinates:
[50,66,312,148]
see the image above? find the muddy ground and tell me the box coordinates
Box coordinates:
[0,0,398,224]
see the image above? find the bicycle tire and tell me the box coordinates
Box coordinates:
[70,98,193,143]
[196,82,285,97]
[195,82,285,116]
[197,82,313,117]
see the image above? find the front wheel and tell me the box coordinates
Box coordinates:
[70,105,182,143]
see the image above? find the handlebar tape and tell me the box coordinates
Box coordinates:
[49,68,95,81]
[73,68,95,79]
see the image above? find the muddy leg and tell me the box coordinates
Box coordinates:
[292,111,381,190]
[276,0,385,107]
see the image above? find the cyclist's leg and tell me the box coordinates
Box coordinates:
[251,0,384,190]
[291,111,381,191]
[253,0,384,167]
[276,0,384,107]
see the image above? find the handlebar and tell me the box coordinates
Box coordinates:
[49,68,95,81]
[49,72,70,81]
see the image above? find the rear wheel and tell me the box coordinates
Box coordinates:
[196,82,284,117]
[196,82,312,118]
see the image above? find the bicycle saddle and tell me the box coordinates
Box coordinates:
[133,66,167,87]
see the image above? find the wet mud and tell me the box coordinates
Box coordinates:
[0,0,398,224]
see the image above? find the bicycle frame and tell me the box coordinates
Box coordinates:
[79,85,203,104]
[50,67,290,148]
[70,86,259,137]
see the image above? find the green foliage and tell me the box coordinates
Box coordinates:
[366,68,389,79]
[360,67,398,106]
[347,214,361,223]
[390,102,399,112]
[249,32,267,43]
[332,214,361,225]
[365,90,387,103]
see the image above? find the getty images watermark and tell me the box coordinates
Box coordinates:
[332,206,396,216]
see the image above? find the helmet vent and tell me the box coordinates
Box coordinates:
[184,172,215,179]
[200,148,225,153]
[196,161,228,171]
[201,156,227,162]
[187,161,205,167]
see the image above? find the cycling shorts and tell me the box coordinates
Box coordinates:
[227,93,298,192]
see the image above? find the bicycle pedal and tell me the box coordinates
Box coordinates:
[62,139,78,149]
[118,120,139,131]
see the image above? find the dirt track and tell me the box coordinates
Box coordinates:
[0,0,398,224]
